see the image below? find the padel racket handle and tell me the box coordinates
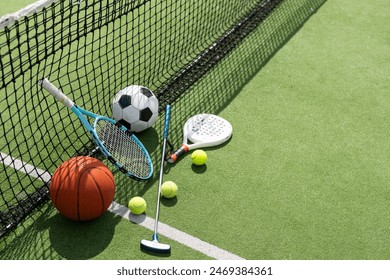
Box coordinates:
[167,144,189,163]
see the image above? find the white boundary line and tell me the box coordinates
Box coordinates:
[109,201,244,260]
[0,152,245,260]
[1,152,51,183]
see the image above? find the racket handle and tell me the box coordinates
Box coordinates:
[167,144,189,163]
[164,105,171,139]
[39,78,74,108]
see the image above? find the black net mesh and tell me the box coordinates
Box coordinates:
[0,0,326,237]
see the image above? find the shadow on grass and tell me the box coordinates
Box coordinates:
[0,0,327,259]
[47,212,120,259]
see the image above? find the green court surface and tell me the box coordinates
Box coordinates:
[1,0,390,260]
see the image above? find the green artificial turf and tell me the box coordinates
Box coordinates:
[0,202,212,260]
[142,0,390,259]
[1,0,390,260]
[0,0,37,16]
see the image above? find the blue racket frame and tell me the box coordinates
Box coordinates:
[40,78,153,180]
[72,105,153,180]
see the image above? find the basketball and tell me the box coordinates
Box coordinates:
[50,156,115,221]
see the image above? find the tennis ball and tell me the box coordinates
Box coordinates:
[161,181,178,198]
[191,149,207,165]
[128,196,147,214]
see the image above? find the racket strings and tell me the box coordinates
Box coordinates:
[95,121,151,177]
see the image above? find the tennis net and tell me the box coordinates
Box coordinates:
[0,0,326,237]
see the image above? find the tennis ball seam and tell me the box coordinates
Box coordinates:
[191,150,207,165]
[129,197,146,214]
[161,181,177,198]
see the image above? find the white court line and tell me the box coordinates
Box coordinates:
[0,152,245,260]
[1,152,51,183]
[109,201,244,260]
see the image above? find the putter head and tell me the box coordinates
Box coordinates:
[140,235,171,255]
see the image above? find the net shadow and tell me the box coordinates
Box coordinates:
[0,0,326,239]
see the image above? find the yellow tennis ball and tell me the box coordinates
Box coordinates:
[191,149,207,165]
[128,196,147,214]
[161,181,178,198]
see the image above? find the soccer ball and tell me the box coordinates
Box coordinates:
[112,85,159,133]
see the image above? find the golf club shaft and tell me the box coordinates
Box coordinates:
[153,105,171,236]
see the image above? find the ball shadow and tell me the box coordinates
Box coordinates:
[161,196,178,207]
[48,211,120,259]
[128,212,147,224]
[191,164,207,174]
[134,126,159,154]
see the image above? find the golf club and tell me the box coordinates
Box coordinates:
[140,104,171,255]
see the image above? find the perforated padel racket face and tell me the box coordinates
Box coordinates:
[184,114,232,145]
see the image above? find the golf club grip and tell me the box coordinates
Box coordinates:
[40,78,74,108]
[163,105,171,139]
[167,144,189,163]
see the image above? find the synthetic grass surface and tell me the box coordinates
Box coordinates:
[143,0,390,259]
[1,0,390,260]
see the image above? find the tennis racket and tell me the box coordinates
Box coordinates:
[39,78,153,180]
[167,114,233,163]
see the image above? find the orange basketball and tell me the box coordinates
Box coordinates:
[50,156,115,221]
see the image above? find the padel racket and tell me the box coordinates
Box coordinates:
[39,78,153,180]
[167,114,232,163]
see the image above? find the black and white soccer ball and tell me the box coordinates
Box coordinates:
[112,85,159,133]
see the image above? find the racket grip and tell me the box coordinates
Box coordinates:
[39,78,74,108]
[164,105,171,139]
[167,144,189,163]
